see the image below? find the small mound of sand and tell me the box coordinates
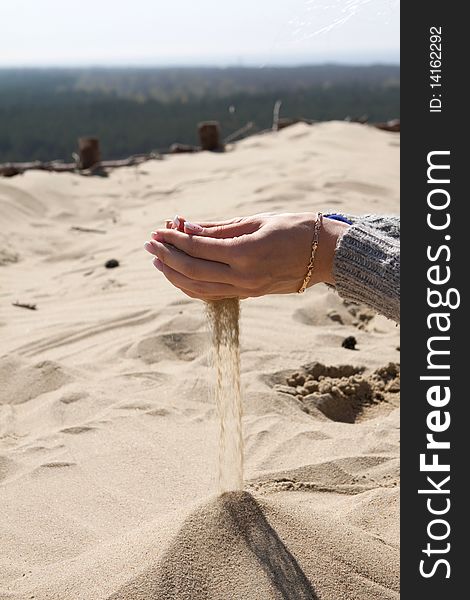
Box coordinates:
[272,362,400,423]
[128,331,207,363]
[0,246,19,266]
[0,357,70,405]
[249,454,399,495]
[110,491,316,600]
[110,490,399,600]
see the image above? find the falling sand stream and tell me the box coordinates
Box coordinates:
[206,299,244,493]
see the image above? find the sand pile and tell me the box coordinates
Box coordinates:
[112,492,317,600]
[0,122,399,599]
[111,490,399,600]
[271,361,400,423]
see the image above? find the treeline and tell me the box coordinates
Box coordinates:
[0,66,399,163]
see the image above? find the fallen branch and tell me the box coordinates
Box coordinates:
[169,143,199,154]
[0,161,76,177]
[99,153,163,168]
[70,226,107,234]
[223,121,255,144]
[12,301,37,311]
[373,118,400,132]
[0,152,163,178]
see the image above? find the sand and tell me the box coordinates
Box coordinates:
[206,299,243,493]
[0,122,400,599]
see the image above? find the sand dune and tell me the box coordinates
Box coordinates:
[0,122,399,599]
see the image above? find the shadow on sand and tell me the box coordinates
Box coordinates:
[110,491,317,599]
[221,491,318,599]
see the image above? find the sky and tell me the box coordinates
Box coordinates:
[0,0,399,67]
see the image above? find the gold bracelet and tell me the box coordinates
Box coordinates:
[297,212,323,294]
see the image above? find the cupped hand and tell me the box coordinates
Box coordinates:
[144,212,349,300]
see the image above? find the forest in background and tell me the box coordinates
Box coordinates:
[0,65,399,163]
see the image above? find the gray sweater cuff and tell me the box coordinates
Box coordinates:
[332,220,400,323]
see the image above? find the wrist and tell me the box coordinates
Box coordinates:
[312,216,349,286]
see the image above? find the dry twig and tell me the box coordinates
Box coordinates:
[12,301,37,311]
[70,226,107,234]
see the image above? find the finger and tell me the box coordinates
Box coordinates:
[150,228,237,263]
[153,259,202,299]
[160,215,186,230]
[144,239,233,283]
[153,258,248,300]
[188,216,242,228]
[152,257,240,298]
[172,215,186,231]
[155,216,242,235]
[183,218,258,239]
[154,217,253,238]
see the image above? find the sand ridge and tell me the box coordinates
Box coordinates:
[0,122,399,599]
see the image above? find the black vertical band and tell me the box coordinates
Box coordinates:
[401,3,466,597]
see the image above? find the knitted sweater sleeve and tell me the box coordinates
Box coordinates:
[332,215,400,323]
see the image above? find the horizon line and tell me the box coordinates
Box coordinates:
[0,61,400,70]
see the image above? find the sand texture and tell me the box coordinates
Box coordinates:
[0,122,400,599]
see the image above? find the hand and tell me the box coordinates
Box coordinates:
[144,213,349,301]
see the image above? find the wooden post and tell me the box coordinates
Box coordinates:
[272,100,282,131]
[78,137,101,169]
[198,121,222,151]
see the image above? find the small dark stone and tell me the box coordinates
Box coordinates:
[342,336,357,350]
[105,259,119,269]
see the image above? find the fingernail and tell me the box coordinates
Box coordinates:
[184,221,203,233]
[145,241,160,256]
[153,257,163,271]
[164,220,172,229]
[174,215,186,231]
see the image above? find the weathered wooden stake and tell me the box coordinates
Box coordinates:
[198,121,222,151]
[272,100,282,131]
[78,137,101,169]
